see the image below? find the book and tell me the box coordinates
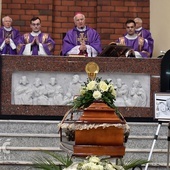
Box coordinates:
[68,54,86,57]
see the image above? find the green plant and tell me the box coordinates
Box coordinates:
[32,151,73,170]
[32,153,150,170]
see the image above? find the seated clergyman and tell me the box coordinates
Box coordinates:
[62,13,102,57]
[17,16,55,56]
[116,19,150,58]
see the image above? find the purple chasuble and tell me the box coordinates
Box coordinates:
[0,27,20,55]
[17,32,55,55]
[117,35,150,58]
[62,26,102,56]
[135,28,154,57]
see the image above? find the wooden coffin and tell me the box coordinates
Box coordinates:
[79,102,125,123]
[73,102,126,157]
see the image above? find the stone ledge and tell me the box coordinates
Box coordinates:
[0,133,59,137]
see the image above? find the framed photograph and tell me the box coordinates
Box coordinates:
[154,92,170,120]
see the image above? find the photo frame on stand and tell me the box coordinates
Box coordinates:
[146,92,170,170]
[154,92,170,121]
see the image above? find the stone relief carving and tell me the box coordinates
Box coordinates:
[14,76,33,105]
[45,77,64,105]
[67,74,83,100]
[12,72,150,107]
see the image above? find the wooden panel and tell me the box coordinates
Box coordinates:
[73,145,125,157]
[80,102,125,123]
[75,126,124,145]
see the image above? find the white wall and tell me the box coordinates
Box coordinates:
[150,0,170,57]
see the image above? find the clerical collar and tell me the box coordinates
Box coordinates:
[76,26,86,32]
[136,27,142,31]
[125,34,138,40]
[31,31,41,36]
[4,27,12,31]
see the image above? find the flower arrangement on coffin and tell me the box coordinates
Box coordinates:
[72,77,116,109]
[71,76,124,120]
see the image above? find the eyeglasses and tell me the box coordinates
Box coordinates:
[31,23,40,26]
[126,26,134,29]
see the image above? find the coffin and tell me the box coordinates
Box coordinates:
[79,102,125,123]
[73,102,126,157]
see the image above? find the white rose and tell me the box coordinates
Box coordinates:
[89,156,100,163]
[86,81,97,90]
[105,163,116,170]
[99,81,109,92]
[109,84,116,97]
[82,162,96,170]
[80,87,86,95]
[93,164,103,170]
[93,90,102,100]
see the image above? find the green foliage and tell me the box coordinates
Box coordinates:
[122,159,150,170]
[32,151,73,170]
[72,77,117,110]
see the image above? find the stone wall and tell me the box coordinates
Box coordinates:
[1,0,150,55]
[1,55,161,119]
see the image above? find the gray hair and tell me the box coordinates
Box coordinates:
[134,17,142,23]
[73,13,85,21]
[2,16,12,23]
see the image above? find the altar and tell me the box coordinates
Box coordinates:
[0,55,161,119]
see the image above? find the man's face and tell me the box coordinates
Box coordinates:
[126,22,136,35]
[3,17,12,28]
[30,19,41,33]
[74,14,85,29]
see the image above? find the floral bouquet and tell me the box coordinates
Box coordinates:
[72,77,117,110]
[64,156,125,170]
[63,155,149,170]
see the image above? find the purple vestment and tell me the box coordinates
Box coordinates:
[17,32,55,55]
[135,28,154,57]
[117,35,150,58]
[0,27,20,55]
[62,26,102,56]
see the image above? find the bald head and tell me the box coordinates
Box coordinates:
[134,18,142,29]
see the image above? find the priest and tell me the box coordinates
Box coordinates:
[62,13,102,57]
[17,17,55,56]
[0,16,20,55]
[134,17,154,57]
[117,19,150,58]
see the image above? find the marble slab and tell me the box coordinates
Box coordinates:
[0,55,161,118]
